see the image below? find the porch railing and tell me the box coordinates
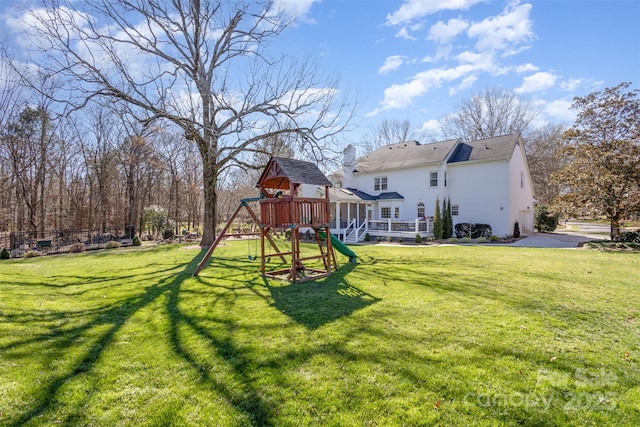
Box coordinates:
[341,218,433,242]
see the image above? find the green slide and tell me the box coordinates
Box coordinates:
[324,232,357,263]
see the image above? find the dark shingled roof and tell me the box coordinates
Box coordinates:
[355,139,460,173]
[448,134,520,164]
[257,156,333,189]
[377,192,404,200]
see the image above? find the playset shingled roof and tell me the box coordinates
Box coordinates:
[257,156,333,190]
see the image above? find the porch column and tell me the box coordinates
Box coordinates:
[335,202,341,236]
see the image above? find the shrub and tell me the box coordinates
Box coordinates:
[364,233,370,242]
[132,236,142,246]
[513,221,521,238]
[162,228,175,240]
[70,243,85,253]
[455,223,492,238]
[476,237,487,243]
[617,229,640,243]
[448,237,458,244]
[104,240,121,249]
[460,237,471,243]
[415,234,422,244]
[24,250,41,258]
[535,205,558,232]
[1,248,10,259]
[386,235,393,243]
[490,235,500,242]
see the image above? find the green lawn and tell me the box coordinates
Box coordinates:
[1,242,638,426]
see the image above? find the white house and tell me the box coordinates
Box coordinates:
[317,133,536,242]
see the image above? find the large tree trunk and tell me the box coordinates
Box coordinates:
[201,163,217,247]
[610,217,621,241]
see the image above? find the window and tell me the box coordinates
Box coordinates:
[430,171,438,187]
[394,207,400,219]
[451,204,459,216]
[381,207,391,218]
[417,202,425,218]
[444,171,447,187]
[374,176,388,191]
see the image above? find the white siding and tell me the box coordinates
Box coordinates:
[447,160,510,236]
[507,143,536,233]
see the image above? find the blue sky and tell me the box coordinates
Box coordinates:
[272,0,640,140]
[2,0,639,143]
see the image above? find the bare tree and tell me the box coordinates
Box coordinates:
[361,119,412,152]
[524,123,566,205]
[22,0,355,246]
[440,88,539,141]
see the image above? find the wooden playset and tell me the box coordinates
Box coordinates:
[192,156,341,282]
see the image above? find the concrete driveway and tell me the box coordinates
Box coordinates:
[510,232,597,248]
[511,222,610,249]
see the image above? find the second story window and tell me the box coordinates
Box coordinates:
[374,176,388,191]
[430,172,438,187]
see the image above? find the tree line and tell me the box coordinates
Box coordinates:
[1,0,637,242]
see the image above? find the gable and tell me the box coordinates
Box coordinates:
[257,156,333,190]
[448,134,519,164]
[355,139,459,173]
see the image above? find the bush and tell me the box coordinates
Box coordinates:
[513,221,521,238]
[132,236,142,246]
[70,243,85,253]
[490,235,500,242]
[104,240,121,249]
[617,229,640,243]
[24,250,41,258]
[460,237,471,243]
[364,233,370,242]
[448,237,458,244]
[1,248,10,259]
[535,205,558,232]
[476,237,487,243]
[454,223,492,238]
[415,234,422,243]
[162,229,175,240]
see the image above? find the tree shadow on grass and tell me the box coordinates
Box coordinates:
[266,263,380,329]
[6,248,277,426]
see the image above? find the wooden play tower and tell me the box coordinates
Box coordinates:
[193,156,338,282]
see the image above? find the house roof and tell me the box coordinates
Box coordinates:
[377,192,404,200]
[330,188,404,202]
[354,139,460,173]
[447,134,520,164]
[256,156,333,190]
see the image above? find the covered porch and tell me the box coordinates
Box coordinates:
[328,188,434,243]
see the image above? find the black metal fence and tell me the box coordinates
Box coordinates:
[0,229,134,258]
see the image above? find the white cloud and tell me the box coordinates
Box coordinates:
[449,75,477,95]
[378,55,406,75]
[273,0,319,22]
[540,99,576,123]
[467,2,533,54]
[386,0,483,26]
[516,71,557,93]
[395,27,416,40]
[515,63,538,73]
[428,18,468,44]
[560,78,583,92]
[367,63,481,115]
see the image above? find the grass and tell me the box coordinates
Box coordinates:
[1,241,639,426]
